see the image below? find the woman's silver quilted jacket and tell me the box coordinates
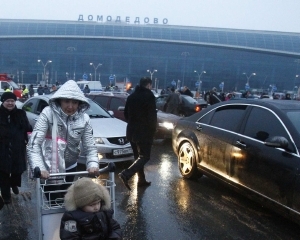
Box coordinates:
[27,80,99,173]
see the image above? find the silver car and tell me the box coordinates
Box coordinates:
[22,95,134,164]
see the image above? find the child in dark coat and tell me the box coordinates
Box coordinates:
[60,177,122,239]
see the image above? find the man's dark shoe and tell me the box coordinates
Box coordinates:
[118,173,131,191]
[0,197,4,210]
[137,181,151,187]
[12,186,19,195]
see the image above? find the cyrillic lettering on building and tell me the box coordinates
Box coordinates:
[116,16,121,23]
[134,17,140,24]
[97,15,103,22]
[78,15,84,21]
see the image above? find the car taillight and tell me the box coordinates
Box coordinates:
[195,106,201,112]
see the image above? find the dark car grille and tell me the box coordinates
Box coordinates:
[107,137,129,145]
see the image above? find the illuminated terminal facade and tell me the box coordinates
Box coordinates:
[1,19,300,92]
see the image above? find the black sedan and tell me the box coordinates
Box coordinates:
[172,99,300,224]
[156,94,207,117]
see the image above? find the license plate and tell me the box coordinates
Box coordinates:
[113,148,133,156]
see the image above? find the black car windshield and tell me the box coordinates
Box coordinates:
[86,99,111,118]
[286,111,300,135]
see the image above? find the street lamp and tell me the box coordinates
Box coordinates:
[243,72,256,85]
[90,63,102,81]
[147,69,157,81]
[194,70,206,94]
[21,71,24,84]
[38,59,52,85]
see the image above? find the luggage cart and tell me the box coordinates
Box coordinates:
[34,162,116,240]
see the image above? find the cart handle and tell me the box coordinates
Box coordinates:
[33,162,116,178]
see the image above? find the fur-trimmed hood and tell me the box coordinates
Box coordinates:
[64,177,111,211]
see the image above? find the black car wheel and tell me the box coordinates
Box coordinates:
[178,142,202,179]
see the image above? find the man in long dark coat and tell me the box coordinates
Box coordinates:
[118,77,157,191]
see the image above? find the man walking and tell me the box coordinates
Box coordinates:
[118,77,157,191]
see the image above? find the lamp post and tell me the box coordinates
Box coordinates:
[194,70,206,94]
[147,69,157,81]
[21,71,24,84]
[90,63,102,81]
[38,59,52,85]
[243,72,256,85]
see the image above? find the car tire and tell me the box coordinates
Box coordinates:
[178,142,202,179]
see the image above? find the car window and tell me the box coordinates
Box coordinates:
[86,99,111,118]
[286,111,300,135]
[182,95,197,104]
[198,111,213,124]
[209,105,247,132]
[110,98,125,111]
[22,98,39,113]
[243,106,290,142]
[93,96,109,109]
[36,100,49,114]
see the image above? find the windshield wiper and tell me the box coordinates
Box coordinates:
[89,114,109,118]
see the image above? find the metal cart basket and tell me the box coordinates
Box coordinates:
[34,162,116,240]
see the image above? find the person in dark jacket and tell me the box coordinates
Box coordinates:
[37,84,44,95]
[165,87,180,115]
[0,92,32,206]
[29,84,35,97]
[209,87,222,105]
[60,177,122,239]
[43,85,51,94]
[118,77,157,191]
[83,84,91,94]
[180,86,193,97]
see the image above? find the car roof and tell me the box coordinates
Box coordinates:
[87,92,128,99]
[212,99,300,111]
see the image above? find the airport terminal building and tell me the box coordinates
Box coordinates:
[1,19,300,92]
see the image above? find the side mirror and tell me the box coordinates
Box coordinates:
[264,136,289,149]
[118,106,125,111]
[108,110,114,116]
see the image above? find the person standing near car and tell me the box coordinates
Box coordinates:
[165,87,180,115]
[27,80,99,186]
[118,77,157,191]
[29,84,35,97]
[37,84,44,95]
[0,92,32,207]
[180,86,194,97]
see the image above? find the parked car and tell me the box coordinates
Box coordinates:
[86,92,181,139]
[156,94,208,117]
[172,99,300,224]
[22,94,134,164]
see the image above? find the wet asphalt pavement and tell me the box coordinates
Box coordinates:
[1,139,300,239]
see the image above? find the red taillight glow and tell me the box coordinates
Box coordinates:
[195,106,201,112]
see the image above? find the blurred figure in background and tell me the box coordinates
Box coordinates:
[165,87,180,115]
[29,84,35,97]
[37,84,44,95]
